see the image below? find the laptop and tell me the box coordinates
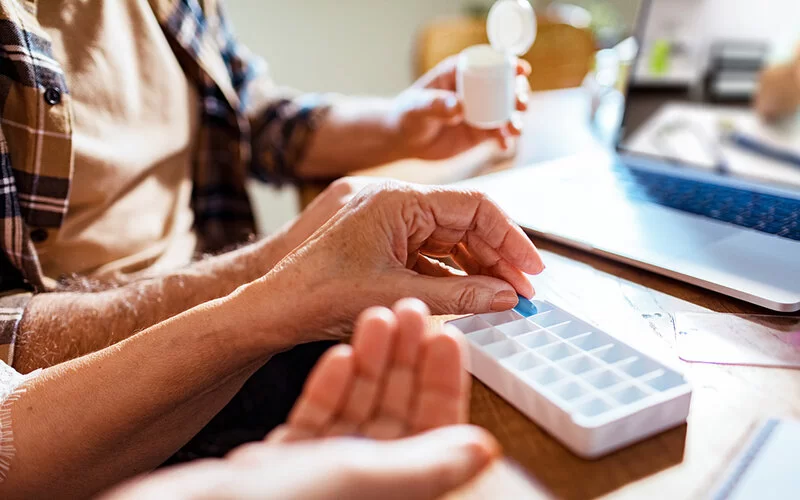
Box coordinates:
[456,0,800,312]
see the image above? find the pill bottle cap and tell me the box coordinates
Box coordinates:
[487,0,537,56]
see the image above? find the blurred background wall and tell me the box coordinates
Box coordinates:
[227,0,642,96]
[641,0,800,62]
[229,0,797,96]
[228,0,481,95]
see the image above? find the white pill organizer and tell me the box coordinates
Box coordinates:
[447,298,692,459]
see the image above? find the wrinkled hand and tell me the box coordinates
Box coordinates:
[239,182,545,343]
[390,56,532,160]
[272,177,377,257]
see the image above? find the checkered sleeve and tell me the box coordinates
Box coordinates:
[0,291,32,367]
[215,3,332,184]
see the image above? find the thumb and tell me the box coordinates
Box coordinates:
[394,273,519,315]
[346,426,500,500]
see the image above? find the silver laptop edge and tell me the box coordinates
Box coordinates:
[454,152,800,312]
[463,0,800,312]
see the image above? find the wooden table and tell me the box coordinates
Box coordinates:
[300,88,800,499]
[453,244,800,500]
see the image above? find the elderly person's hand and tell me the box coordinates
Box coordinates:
[755,49,800,121]
[271,176,378,257]
[296,58,531,178]
[103,299,500,500]
[234,181,544,344]
[390,57,532,158]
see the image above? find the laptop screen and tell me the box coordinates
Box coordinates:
[616,0,800,193]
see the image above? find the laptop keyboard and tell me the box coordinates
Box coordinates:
[614,166,800,241]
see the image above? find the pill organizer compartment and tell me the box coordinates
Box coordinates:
[449,299,692,459]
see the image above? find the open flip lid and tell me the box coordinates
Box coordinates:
[487,0,537,56]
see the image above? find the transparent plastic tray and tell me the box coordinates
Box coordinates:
[448,299,692,459]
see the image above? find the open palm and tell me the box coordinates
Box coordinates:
[105,300,499,500]
[268,298,469,441]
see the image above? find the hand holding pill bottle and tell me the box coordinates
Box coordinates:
[457,0,536,129]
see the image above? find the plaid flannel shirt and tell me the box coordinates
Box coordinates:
[0,0,329,365]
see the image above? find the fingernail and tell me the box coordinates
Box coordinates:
[491,290,519,311]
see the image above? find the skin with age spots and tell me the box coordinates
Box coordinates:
[1,183,541,499]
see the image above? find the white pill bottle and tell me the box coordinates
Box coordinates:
[457,0,537,129]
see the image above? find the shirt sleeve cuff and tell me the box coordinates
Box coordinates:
[0,291,33,367]
[250,93,333,185]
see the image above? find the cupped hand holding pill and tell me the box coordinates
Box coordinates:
[230,182,544,345]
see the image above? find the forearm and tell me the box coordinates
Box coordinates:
[13,236,287,373]
[296,97,402,178]
[1,295,286,499]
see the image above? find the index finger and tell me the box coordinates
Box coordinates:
[418,188,545,276]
